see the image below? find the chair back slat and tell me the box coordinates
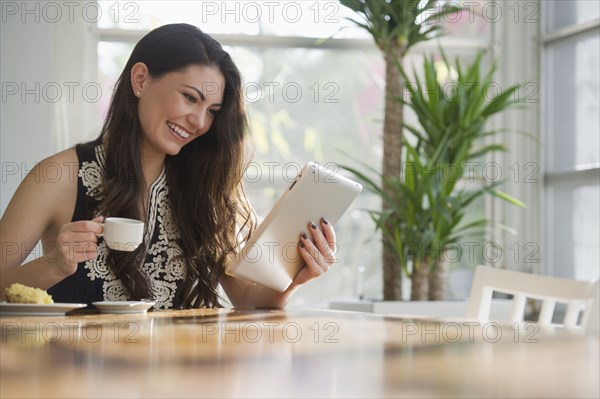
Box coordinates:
[510,294,527,323]
[538,299,556,326]
[564,303,583,328]
[583,281,599,334]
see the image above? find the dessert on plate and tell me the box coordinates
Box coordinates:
[5,283,54,304]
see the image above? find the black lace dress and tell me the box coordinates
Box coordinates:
[47,140,186,309]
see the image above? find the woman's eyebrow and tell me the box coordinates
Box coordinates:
[183,84,223,107]
[184,84,206,101]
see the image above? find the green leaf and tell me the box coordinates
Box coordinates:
[339,0,364,13]
[469,144,507,159]
[492,190,527,208]
[482,86,520,117]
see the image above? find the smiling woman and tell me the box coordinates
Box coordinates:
[133,64,225,158]
[0,23,339,310]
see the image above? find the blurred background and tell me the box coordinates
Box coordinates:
[1,0,598,307]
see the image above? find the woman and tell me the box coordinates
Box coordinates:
[0,23,336,309]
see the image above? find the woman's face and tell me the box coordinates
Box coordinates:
[133,63,225,157]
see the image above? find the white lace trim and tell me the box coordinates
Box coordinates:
[79,161,103,199]
[81,144,185,309]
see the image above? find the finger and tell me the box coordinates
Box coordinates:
[61,241,98,253]
[80,231,99,242]
[68,220,104,234]
[58,231,99,244]
[60,243,98,264]
[297,243,326,279]
[320,218,336,251]
[305,223,336,264]
[299,233,327,270]
[91,216,105,235]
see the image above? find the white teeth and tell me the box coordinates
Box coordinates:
[167,122,190,139]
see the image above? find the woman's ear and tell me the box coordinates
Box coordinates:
[130,62,150,96]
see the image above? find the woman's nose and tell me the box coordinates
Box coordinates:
[187,112,205,134]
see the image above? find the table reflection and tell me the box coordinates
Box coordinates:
[1,308,598,398]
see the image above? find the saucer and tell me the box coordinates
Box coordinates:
[92,301,155,314]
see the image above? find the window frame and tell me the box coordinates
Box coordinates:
[540,2,600,278]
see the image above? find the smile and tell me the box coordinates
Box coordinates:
[167,121,191,140]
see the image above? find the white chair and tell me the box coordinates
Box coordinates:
[585,280,599,334]
[466,265,599,333]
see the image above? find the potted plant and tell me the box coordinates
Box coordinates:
[339,0,463,300]
[343,51,526,300]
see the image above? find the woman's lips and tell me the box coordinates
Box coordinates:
[166,121,191,140]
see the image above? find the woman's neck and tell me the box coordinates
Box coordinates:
[142,153,165,189]
[139,150,165,220]
[140,140,166,189]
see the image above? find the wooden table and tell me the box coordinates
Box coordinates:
[1,308,598,398]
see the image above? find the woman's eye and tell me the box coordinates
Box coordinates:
[209,109,220,116]
[183,93,197,103]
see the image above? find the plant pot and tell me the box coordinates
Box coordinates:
[329,297,515,320]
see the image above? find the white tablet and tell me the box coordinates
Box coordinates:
[226,162,363,292]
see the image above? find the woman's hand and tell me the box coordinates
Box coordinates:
[293,218,337,285]
[221,217,337,309]
[55,216,104,276]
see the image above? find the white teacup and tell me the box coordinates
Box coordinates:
[99,217,144,252]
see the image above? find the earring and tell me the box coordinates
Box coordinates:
[136,91,140,97]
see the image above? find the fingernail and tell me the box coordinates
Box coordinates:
[321,218,329,225]
[299,242,305,249]
[310,223,317,230]
[301,232,308,240]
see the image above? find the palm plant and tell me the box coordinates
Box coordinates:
[340,0,463,300]
[342,140,437,300]
[343,51,526,300]
[403,52,528,298]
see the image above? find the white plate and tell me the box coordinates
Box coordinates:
[0,302,87,316]
[92,301,155,314]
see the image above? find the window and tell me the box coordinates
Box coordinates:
[542,0,600,281]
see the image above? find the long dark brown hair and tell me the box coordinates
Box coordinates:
[94,23,254,308]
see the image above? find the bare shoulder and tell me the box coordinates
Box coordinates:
[33,148,79,186]
[1,147,80,267]
[7,148,79,227]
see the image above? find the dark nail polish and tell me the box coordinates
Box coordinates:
[299,242,305,249]
[301,232,308,240]
[321,218,329,225]
[310,223,317,230]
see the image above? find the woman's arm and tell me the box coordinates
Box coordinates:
[220,218,336,309]
[0,149,101,298]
